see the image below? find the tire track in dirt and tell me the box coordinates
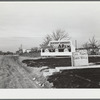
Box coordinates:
[0,55,41,88]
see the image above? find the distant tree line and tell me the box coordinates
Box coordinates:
[0,51,13,55]
[16,47,41,55]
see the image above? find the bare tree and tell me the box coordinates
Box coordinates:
[40,29,70,47]
[40,34,52,47]
[82,42,90,50]
[82,36,100,55]
[52,29,70,41]
[89,36,100,48]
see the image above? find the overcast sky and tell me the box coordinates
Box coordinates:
[0,2,100,52]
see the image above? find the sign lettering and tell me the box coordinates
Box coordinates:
[73,50,88,66]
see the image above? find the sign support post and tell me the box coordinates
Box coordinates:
[71,53,74,67]
[70,41,74,67]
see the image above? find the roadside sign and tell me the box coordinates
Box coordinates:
[72,50,88,66]
[77,50,87,55]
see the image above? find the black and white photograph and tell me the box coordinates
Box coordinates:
[1,1,100,89]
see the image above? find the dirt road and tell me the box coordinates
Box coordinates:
[0,55,49,88]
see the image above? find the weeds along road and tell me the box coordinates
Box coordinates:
[0,55,44,88]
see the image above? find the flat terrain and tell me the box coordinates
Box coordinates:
[22,56,100,68]
[0,55,51,88]
[48,68,100,88]
[1,55,99,88]
[22,57,71,68]
[22,56,100,88]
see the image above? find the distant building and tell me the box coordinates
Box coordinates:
[22,49,26,53]
[25,49,31,53]
[22,49,31,53]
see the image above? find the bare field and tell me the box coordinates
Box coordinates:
[22,56,100,88]
[22,56,100,68]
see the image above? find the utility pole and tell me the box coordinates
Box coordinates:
[75,40,77,51]
[19,44,22,50]
[20,44,22,50]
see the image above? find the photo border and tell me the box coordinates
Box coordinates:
[0,0,100,99]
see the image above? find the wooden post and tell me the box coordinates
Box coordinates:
[71,53,74,67]
[70,41,74,67]
[75,40,77,51]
